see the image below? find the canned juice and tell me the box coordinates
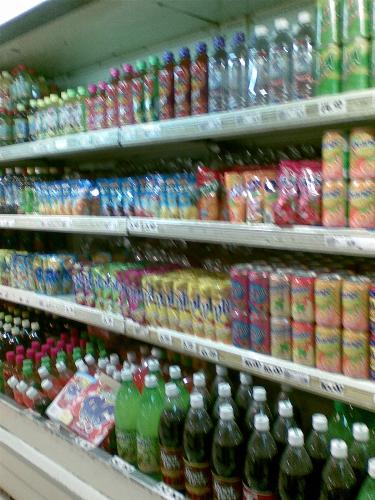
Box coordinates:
[349,179,375,228]
[292,321,315,367]
[249,268,270,316]
[322,180,348,227]
[322,130,349,180]
[314,274,342,327]
[371,335,375,380]
[188,280,203,337]
[199,279,215,340]
[212,279,232,344]
[343,0,371,41]
[315,325,342,373]
[291,271,316,323]
[154,275,168,327]
[349,128,375,179]
[250,314,270,354]
[317,44,342,95]
[270,271,290,318]
[231,309,250,349]
[230,264,249,311]
[174,276,192,333]
[342,276,370,330]
[271,317,292,360]
[342,329,369,378]
[317,0,342,45]
[342,37,370,91]
[163,274,178,330]
[142,274,157,325]
[370,285,375,322]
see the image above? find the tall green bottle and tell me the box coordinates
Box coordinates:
[328,401,354,446]
[349,423,370,496]
[357,458,375,500]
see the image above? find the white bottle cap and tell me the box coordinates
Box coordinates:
[127,351,137,363]
[113,370,122,382]
[84,354,96,366]
[193,372,206,387]
[14,317,21,326]
[331,439,348,459]
[218,382,231,398]
[122,360,130,370]
[22,319,30,328]
[31,322,39,330]
[219,404,234,420]
[56,361,67,373]
[312,414,328,432]
[148,359,160,372]
[169,365,181,380]
[253,386,266,402]
[11,326,20,335]
[298,11,311,25]
[288,428,304,447]
[254,25,268,37]
[26,387,38,399]
[254,414,270,431]
[98,358,108,370]
[368,457,375,479]
[151,347,162,359]
[105,364,115,376]
[165,382,179,398]
[109,353,119,366]
[353,423,369,442]
[279,400,293,418]
[145,374,157,388]
[7,375,19,389]
[190,393,204,409]
[41,379,53,391]
[38,366,49,379]
[77,362,88,373]
[240,372,253,385]
[3,323,11,332]
[216,365,227,376]
[121,368,132,381]
[275,18,289,31]
[17,381,28,393]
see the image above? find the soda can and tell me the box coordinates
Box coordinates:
[370,321,375,336]
[315,325,342,373]
[250,314,270,355]
[231,309,251,349]
[174,275,192,333]
[342,276,371,330]
[314,273,342,327]
[291,271,316,323]
[322,180,348,227]
[270,271,290,318]
[212,279,232,344]
[230,264,249,311]
[350,130,375,179]
[189,279,203,337]
[317,0,341,45]
[349,179,375,229]
[342,329,369,378]
[142,274,157,325]
[249,268,270,316]
[370,285,375,322]
[271,317,292,360]
[371,334,375,380]
[292,321,315,367]
[154,275,169,328]
[322,130,349,180]
[343,0,371,41]
[199,279,215,341]
[317,44,341,95]
[342,38,370,92]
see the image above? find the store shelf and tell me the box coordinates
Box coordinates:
[0,397,182,500]
[0,285,373,410]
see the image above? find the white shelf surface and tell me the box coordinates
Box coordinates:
[0,285,373,410]
[0,397,182,500]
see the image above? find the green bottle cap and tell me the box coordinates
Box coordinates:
[23,365,32,376]
[77,86,87,96]
[73,352,82,362]
[67,88,76,98]
[5,315,12,323]
[57,350,67,361]
[136,60,146,71]
[86,342,95,356]
[99,349,107,359]
[148,55,160,67]
[23,359,33,367]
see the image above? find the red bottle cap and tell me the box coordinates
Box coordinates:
[65,343,73,354]
[46,338,55,347]
[15,354,24,365]
[6,351,15,363]
[56,340,65,351]
[79,338,87,350]
[71,337,79,347]
[16,345,25,355]
[41,344,50,355]
[31,341,40,351]
[50,347,58,359]
[35,352,43,365]
[60,333,69,342]
[26,348,35,360]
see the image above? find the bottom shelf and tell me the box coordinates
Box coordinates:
[0,396,183,500]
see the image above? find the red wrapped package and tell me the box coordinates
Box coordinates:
[273,160,299,225]
[296,160,322,225]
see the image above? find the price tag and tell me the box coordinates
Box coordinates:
[64,303,76,316]
[284,368,310,386]
[325,235,375,252]
[111,455,135,475]
[320,380,345,395]
[142,124,161,139]
[142,220,158,234]
[158,331,173,346]
[152,482,185,500]
[54,138,68,150]
[101,313,114,328]
[277,105,306,121]
[137,325,150,338]
[198,345,219,362]
[262,362,285,377]
[319,97,347,117]
[242,356,263,371]
[181,338,196,353]
[127,219,142,232]
[105,219,120,232]
[0,219,15,228]
[74,436,95,451]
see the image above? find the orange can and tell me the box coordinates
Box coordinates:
[314,274,342,327]
[322,180,348,227]
[349,179,375,229]
[322,130,349,180]
[292,321,315,367]
[349,128,375,179]
[224,172,246,223]
[315,325,342,373]
[342,276,370,331]
[342,329,369,378]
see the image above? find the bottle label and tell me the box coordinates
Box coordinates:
[160,445,184,490]
[158,68,174,119]
[191,60,208,114]
[212,473,242,500]
[208,61,227,112]
[248,49,269,105]
[269,47,291,103]
[136,435,160,474]
[118,80,133,125]
[174,65,190,117]
[132,77,145,124]
[183,458,212,497]
[116,428,136,464]
[93,97,106,129]
[243,483,278,500]
[144,74,158,121]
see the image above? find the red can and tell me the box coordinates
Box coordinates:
[291,271,316,323]
[250,313,270,354]
[230,264,250,311]
[248,267,271,317]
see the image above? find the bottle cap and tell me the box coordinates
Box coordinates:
[12,326,20,336]
[127,351,137,363]
[3,323,11,332]
[193,372,206,387]
[232,31,245,45]
[179,47,190,59]
[135,60,146,71]
[18,380,28,393]
[151,347,163,359]
[148,55,160,66]
[368,458,375,479]
[213,35,225,49]
[31,340,40,350]
[26,387,38,399]
[113,370,122,382]
[98,358,108,370]
[298,11,311,25]
[97,80,107,91]
[312,414,328,432]
[331,439,347,459]
[122,63,133,74]
[121,368,132,381]
[288,428,304,447]
[219,403,234,420]
[38,366,49,379]
[148,359,160,372]
[254,414,270,431]
[279,400,293,418]
[190,393,204,409]
[41,379,52,391]
[77,85,87,96]
[169,365,181,380]
[46,338,55,347]
[274,18,289,31]
[253,386,266,402]
[216,365,227,376]
[15,354,24,365]
[77,362,88,373]
[105,364,115,376]
[110,67,120,79]
[218,382,231,397]
[122,361,130,370]
[88,83,97,94]
[145,374,158,388]
[195,41,207,54]
[254,24,268,37]
[165,382,179,398]
[56,361,67,373]
[7,375,19,389]
[110,353,119,366]
[162,51,174,64]
[30,322,39,330]
[353,423,369,442]
[16,345,25,355]
[14,317,21,326]
[84,354,96,366]
[6,351,15,363]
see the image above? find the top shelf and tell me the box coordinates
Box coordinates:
[0,90,374,163]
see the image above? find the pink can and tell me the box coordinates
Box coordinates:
[248,267,271,317]
[230,264,250,311]
[291,271,316,323]
[250,314,270,354]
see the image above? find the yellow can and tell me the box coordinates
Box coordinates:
[315,325,342,373]
[211,279,232,344]
[174,275,193,333]
[292,321,315,367]
[342,329,369,378]
[349,179,375,229]
[342,276,370,330]
[322,130,349,180]
[349,128,375,180]
[142,274,157,326]
[199,279,216,341]
[154,275,169,328]
[162,273,178,330]
[314,273,342,327]
[188,279,204,337]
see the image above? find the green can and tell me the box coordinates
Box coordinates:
[342,36,370,90]
[317,0,342,46]
[317,44,342,95]
[343,0,371,42]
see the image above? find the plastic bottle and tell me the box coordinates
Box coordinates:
[174,47,191,118]
[328,401,354,446]
[210,365,231,408]
[41,377,59,400]
[11,326,23,349]
[6,375,19,401]
[84,353,97,376]
[183,393,213,499]
[95,81,108,130]
[3,351,15,396]
[248,25,270,106]
[148,358,165,397]
[244,414,278,499]
[49,93,60,136]
[76,86,88,132]
[235,372,252,431]
[269,18,293,103]
[2,323,14,352]
[320,439,356,499]
[208,35,228,112]
[25,386,50,414]
[118,63,134,125]
[278,428,313,499]
[56,361,73,384]
[158,51,175,120]
[136,374,163,478]
[191,372,210,409]
[132,61,146,124]
[305,413,330,499]
[349,423,370,495]
[228,31,248,110]
[245,386,272,437]
[169,365,189,411]
[292,11,315,100]
[158,382,186,491]
[272,400,297,463]
[85,84,97,131]
[3,168,15,213]
[27,99,37,141]
[191,42,209,115]
[144,56,159,122]
[357,457,375,499]
[106,68,120,128]
[212,382,239,424]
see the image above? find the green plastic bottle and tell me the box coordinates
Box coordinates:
[169,365,189,411]
[115,367,140,465]
[305,413,330,500]
[328,401,354,446]
[148,359,165,398]
[144,55,159,122]
[136,374,163,479]
[320,439,356,499]
[357,457,375,500]
[349,423,371,496]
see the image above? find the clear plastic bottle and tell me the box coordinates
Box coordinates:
[349,423,370,496]
[169,365,189,411]
[228,31,248,110]
[14,104,29,143]
[269,18,293,103]
[357,457,375,500]
[305,413,330,499]
[210,364,232,408]
[320,439,356,499]
[292,11,315,100]
[245,386,272,438]
[212,382,239,424]
[235,372,252,432]
[191,372,210,410]
[27,99,37,141]
[248,25,270,106]
[208,35,228,112]
[272,400,297,464]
